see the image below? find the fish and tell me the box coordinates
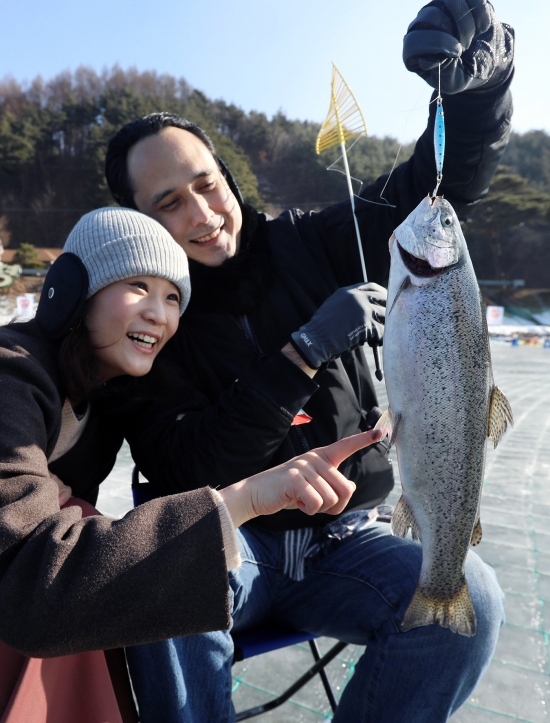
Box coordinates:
[375,195,513,637]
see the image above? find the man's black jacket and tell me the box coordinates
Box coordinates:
[123,80,513,532]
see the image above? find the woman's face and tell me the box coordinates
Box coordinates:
[86,276,180,381]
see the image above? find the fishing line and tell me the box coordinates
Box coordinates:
[325,134,366,195]
[455,6,476,24]
[322,75,441,210]
[324,133,398,209]
[355,195,397,209]
[326,133,364,169]
[378,86,433,206]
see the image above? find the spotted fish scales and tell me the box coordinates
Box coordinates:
[376,195,512,636]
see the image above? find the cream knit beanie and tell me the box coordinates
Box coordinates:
[63,207,191,314]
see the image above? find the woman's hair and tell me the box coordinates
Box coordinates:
[57,304,100,404]
[105,112,218,209]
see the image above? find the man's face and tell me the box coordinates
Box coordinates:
[128,127,242,266]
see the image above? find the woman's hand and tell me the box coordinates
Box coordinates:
[219,429,382,528]
[49,471,73,507]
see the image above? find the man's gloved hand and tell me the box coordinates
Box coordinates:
[403,0,514,94]
[290,283,387,370]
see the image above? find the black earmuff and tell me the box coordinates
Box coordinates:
[216,156,244,207]
[35,253,89,341]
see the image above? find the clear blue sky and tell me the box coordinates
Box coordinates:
[1,0,546,143]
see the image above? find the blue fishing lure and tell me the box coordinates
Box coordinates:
[433,96,445,197]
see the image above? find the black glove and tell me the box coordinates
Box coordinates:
[290,283,387,370]
[403,0,514,94]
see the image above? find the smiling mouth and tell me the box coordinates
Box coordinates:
[192,225,222,244]
[397,242,444,278]
[127,333,158,349]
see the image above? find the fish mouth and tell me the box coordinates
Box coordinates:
[397,242,446,278]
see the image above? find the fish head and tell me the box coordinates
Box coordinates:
[389,196,467,289]
[393,196,464,270]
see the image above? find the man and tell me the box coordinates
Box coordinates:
[106,1,514,720]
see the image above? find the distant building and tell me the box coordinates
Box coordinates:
[0,248,62,265]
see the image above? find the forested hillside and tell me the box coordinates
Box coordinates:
[502,131,550,194]
[0,66,412,247]
[0,66,549,285]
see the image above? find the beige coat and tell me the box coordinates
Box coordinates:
[0,321,230,658]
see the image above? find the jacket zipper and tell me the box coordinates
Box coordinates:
[228,313,265,358]
[239,315,264,358]
[294,424,310,453]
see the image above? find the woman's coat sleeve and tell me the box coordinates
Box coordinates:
[0,343,230,658]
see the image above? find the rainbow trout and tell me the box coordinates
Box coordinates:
[376,196,513,637]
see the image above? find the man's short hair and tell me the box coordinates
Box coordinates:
[105,113,218,209]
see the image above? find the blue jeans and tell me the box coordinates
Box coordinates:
[126,517,504,722]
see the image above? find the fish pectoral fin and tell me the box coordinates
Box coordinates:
[388,276,411,317]
[374,408,401,452]
[401,582,476,637]
[487,386,514,449]
[470,519,483,546]
[374,408,393,439]
[391,495,421,541]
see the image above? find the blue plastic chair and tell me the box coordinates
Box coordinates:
[131,468,346,719]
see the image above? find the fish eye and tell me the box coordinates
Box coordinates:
[442,216,453,227]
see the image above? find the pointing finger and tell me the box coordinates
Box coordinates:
[322,429,382,469]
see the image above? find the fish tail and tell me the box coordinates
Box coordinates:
[401,582,476,637]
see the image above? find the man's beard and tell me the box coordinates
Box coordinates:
[186,205,272,316]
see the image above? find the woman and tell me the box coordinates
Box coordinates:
[0,207,380,721]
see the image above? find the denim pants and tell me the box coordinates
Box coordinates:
[126,516,504,723]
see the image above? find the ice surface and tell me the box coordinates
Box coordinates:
[3,294,549,721]
[94,343,550,721]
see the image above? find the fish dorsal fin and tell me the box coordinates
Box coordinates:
[470,519,483,546]
[487,386,514,448]
[391,496,421,542]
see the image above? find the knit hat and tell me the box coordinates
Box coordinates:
[63,207,191,314]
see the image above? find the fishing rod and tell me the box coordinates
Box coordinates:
[316,63,384,381]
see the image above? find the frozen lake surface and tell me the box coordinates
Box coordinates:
[95,342,550,722]
[0,297,549,719]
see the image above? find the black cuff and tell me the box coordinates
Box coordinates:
[288,336,320,370]
[248,351,319,419]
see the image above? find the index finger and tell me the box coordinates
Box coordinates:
[321,429,383,469]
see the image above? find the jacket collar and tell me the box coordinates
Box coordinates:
[186,205,272,316]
